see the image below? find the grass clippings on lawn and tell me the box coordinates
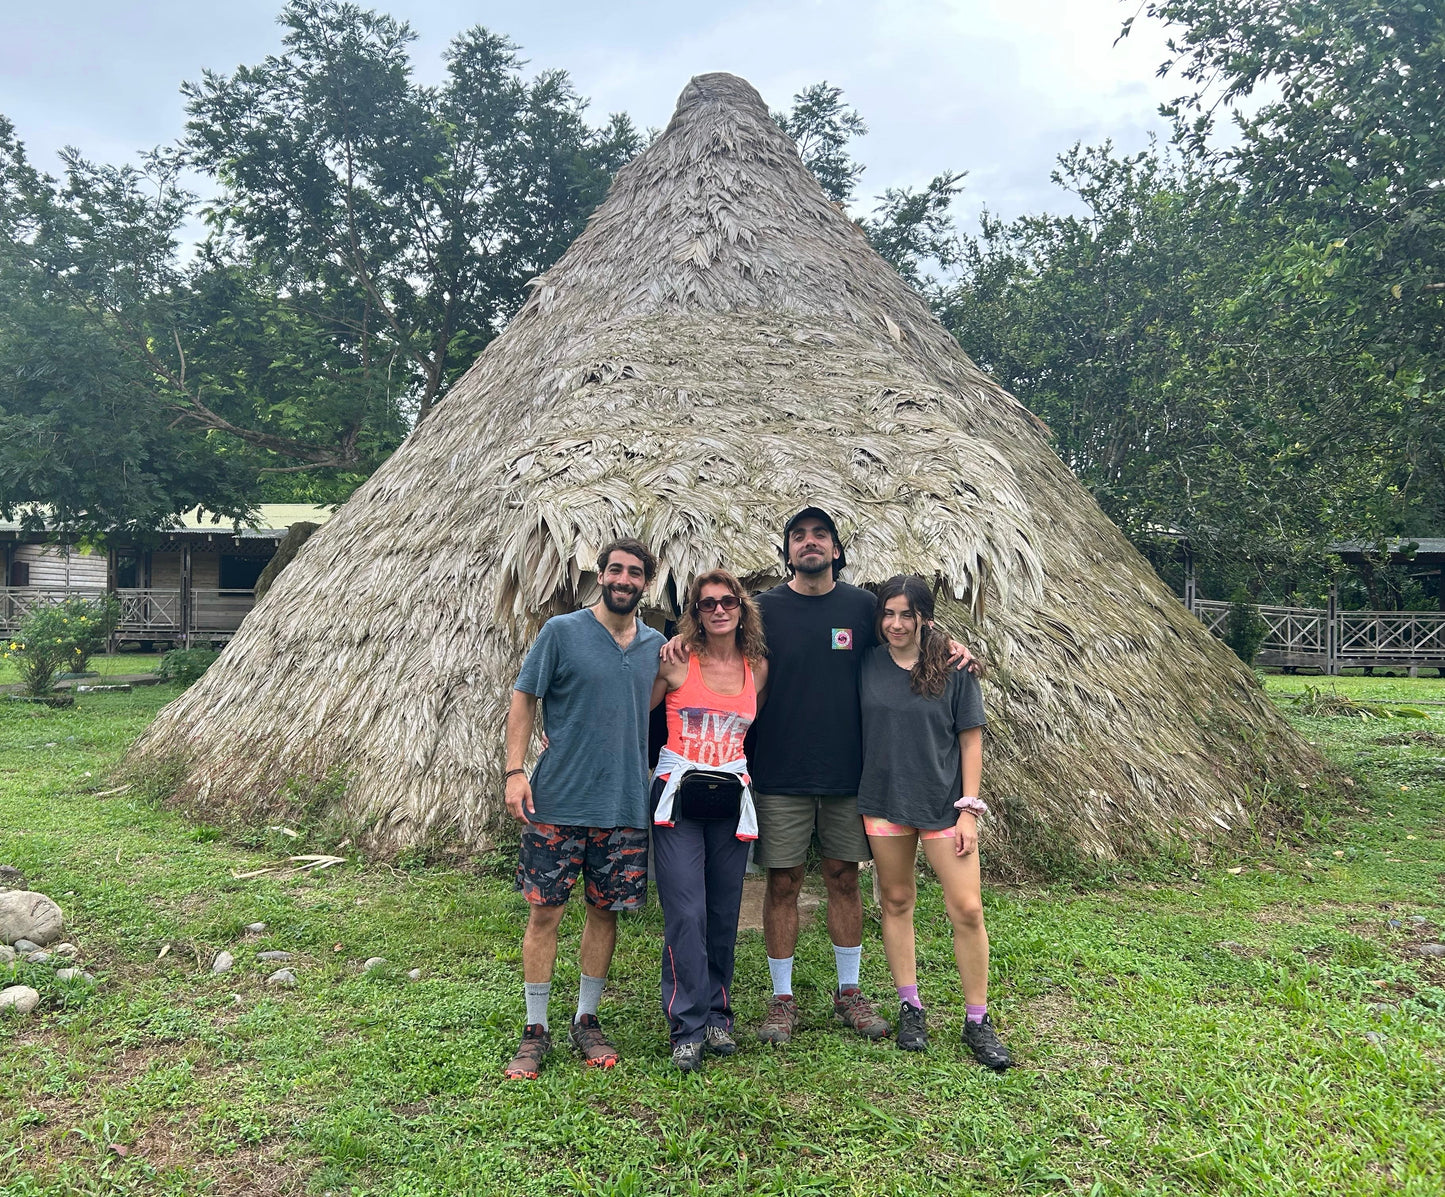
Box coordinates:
[1,679,1443,1195]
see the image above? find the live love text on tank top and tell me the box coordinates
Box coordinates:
[663,654,757,771]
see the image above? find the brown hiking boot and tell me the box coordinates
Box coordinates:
[834,987,889,1039]
[568,1013,620,1068]
[503,1023,552,1079]
[756,994,800,1044]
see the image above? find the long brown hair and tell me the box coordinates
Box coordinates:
[676,569,767,664]
[875,575,950,698]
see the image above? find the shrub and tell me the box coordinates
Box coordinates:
[1223,586,1269,666]
[3,596,119,696]
[154,647,220,688]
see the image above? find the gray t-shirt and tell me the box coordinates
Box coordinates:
[514,608,663,829]
[857,645,986,831]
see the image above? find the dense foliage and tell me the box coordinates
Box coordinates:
[1,594,119,695]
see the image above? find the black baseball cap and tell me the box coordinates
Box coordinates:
[781,506,847,576]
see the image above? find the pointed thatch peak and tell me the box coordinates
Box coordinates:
[127,72,1334,869]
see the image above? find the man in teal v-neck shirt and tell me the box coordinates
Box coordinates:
[501,537,664,1079]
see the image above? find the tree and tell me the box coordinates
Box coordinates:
[1136,0,1445,535]
[184,0,640,426]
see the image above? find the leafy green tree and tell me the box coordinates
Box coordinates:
[1136,0,1445,535]
[183,0,640,425]
[1223,585,1269,665]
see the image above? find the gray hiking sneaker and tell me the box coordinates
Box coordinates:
[703,1025,738,1056]
[671,1040,704,1072]
[833,987,889,1039]
[756,994,800,1044]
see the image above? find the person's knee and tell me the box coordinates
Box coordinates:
[821,859,859,895]
[584,904,619,928]
[947,897,984,933]
[879,884,915,920]
[767,866,805,901]
[526,903,567,935]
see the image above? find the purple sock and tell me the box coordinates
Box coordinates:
[966,1003,988,1024]
[897,984,921,1009]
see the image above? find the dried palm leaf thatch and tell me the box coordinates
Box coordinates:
[126,73,1332,870]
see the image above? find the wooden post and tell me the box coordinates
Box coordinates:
[179,545,193,649]
[1182,546,1197,613]
[1326,582,1339,676]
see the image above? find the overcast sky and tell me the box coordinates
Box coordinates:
[2,0,1181,237]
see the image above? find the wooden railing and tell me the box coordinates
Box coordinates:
[1193,598,1445,673]
[0,586,255,644]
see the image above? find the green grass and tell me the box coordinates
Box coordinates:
[0,653,163,688]
[2,685,1443,1195]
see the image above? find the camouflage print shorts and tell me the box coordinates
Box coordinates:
[515,823,649,910]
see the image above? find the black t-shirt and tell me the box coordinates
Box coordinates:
[749,581,878,795]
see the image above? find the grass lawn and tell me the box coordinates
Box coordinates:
[0,654,163,688]
[1,683,1443,1195]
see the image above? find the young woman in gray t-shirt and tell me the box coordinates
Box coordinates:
[857,575,1011,1069]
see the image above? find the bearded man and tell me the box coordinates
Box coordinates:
[501,537,664,1079]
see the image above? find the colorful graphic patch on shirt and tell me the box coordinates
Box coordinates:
[831,627,854,650]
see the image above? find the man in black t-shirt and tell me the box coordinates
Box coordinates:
[749,508,890,1043]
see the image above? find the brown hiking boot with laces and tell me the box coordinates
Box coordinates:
[756,994,801,1044]
[568,1013,620,1068]
[503,1023,552,1080]
[833,987,889,1039]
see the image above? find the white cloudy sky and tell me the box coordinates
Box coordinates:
[2,0,1182,233]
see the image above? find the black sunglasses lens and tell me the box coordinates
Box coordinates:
[697,595,740,613]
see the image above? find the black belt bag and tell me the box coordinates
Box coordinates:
[675,770,743,822]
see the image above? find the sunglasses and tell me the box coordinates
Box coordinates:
[695,594,741,614]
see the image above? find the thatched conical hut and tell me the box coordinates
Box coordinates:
[129,73,1331,870]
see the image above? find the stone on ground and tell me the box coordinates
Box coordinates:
[407,968,422,981]
[212,951,235,974]
[362,957,386,972]
[0,985,40,1015]
[0,890,64,946]
[266,969,297,987]
[257,950,292,962]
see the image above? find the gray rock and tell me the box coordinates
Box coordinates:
[1364,1032,1387,1046]
[0,866,23,887]
[25,951,51,965]
[407,968,422,981]
[244,922,267,935]
[0,984,40,1014]
[211,951,234,975]
[1410,915,1430,925]
[1417,943,1445,958]
[51,943,79,959]
[1366,1002,1396,1016]
[0,945,14,965]
[54,968,93,983]
[12,940,40,954]
[231,993,244,1006]
[1386,919,1403,929]
[0,890,64,946]
[256,951,292,962]
[265,969,297,987]
[362,957,386,973]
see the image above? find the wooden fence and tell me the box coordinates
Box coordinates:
[0,586,253,646]
[1193,598,1445,674]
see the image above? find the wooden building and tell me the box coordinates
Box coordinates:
[0,505,333,646]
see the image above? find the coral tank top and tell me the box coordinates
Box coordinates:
[663,653,757,770]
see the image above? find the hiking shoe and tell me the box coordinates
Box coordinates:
[896,1003,929,1052]
[569,1014,620,1068]
[671,1040,704,1073]
[962,1013,1012,1071]
[503,1023,552,1079]
[703,1025,738,1056]
[834,987,889,1039]
[756,994,801,1044]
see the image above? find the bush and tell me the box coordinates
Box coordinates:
[2,595,119,696]
[154,647,220,688]
[1223,586,1269,666]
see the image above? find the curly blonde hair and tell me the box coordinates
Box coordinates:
[675,569,767,664]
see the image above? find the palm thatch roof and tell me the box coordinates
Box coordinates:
[127,72,1332,871]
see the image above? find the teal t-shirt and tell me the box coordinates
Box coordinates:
[514,608,663,829]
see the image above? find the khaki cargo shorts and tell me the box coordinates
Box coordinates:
[752,792,871,869]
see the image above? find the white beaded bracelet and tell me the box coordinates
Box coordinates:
[954,796,989,817]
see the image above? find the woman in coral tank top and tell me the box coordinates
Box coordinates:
[649,569,769,1072]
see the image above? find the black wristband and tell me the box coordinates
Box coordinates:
[504,768,525,780]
